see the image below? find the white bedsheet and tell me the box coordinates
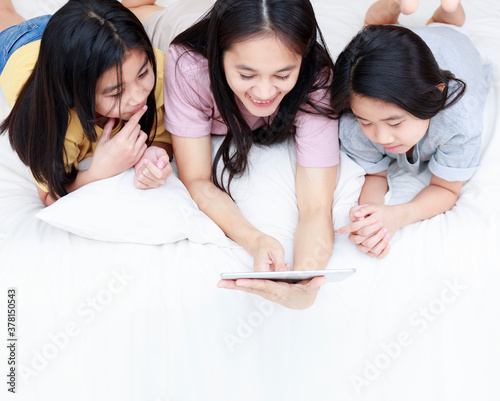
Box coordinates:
[1,1,499,400]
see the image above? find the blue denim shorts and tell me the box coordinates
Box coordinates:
[0,15,51,76]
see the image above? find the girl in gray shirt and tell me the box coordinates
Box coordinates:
[331,0,490,258]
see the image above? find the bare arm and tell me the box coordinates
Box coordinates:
[390,174,462,228]
[293,164,337,271]
[339,174,462,257]
[172,134,287,271]
[358,171,388,205]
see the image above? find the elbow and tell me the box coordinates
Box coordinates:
[37,187,57,207]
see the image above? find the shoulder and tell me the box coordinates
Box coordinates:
[166,44,208,75]
[164,44,214,109]
[0,40,41,107]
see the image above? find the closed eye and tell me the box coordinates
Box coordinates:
[277,75,290,81]
[240,74,253,80]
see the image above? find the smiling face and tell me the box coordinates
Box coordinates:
[222,34,302,117]
[95,48,155,121]
[350,94,430,154]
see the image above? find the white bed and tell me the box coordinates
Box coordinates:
[1,0,499,400]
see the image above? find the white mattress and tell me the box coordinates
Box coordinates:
[1,1,499,400]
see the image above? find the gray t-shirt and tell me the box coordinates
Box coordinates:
[340,24,490,182]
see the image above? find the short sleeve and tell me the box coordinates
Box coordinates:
[339,115,391,174]
[294,89,339,168]
[163,45,214,138]
[428,131,481,181]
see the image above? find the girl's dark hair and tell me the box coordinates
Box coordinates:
[0,0,158,198]
[172,0,335,195]
[331,24,466,119]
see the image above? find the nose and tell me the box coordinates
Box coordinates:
[374,126,395,146]
[128,83,148,106]
[252,79,277,100]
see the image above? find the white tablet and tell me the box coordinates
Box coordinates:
[220,268,355,283]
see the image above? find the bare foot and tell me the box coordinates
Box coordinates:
[399,0,419,15]
[427,2,465,26]
[365,0,401,25]
[0,1,25,33]
[440,0,461,13]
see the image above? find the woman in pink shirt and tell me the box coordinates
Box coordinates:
[163,0,339,309]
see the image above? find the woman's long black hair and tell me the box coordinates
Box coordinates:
[0,0,158,198]
[331,24,466,119]
[171,0,336,195]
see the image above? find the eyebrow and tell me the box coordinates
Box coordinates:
[102,56,149,95]
[235,64,298,73]
[353,113,405,122]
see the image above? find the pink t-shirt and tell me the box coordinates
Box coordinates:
[164,44,339,168]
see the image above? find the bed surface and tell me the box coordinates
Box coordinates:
[1,1,499,400]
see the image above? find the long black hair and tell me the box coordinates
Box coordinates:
[331,24,466,119]
[171,0,335,195]
[0,0,158,198]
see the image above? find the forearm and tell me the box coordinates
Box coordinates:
[186,179,263,253]
[359,172,388,205]
[65,169,103,194]
[391,181,461,228]
[293,209,334,271]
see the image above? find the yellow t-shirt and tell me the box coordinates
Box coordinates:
[0,40,171,192]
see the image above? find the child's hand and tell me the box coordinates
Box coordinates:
[339,203,402,258]
[89,107,148,180]
[133,146,173,189]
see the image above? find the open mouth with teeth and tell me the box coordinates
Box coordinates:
[246,93,277,107]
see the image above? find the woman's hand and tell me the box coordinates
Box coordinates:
[88,106,148,181]
[134,146,172,189]
[249,234,288,272]
[217,276,327,310]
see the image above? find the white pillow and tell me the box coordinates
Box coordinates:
[36,164,231,246]
[212,137,365,240]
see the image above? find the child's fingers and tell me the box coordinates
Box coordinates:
[339,218,381,235]
[134,170,157,189]
[123,106,147,138]
[348,232,369,245]
[356,243,376,256]
[99,117,115,143]
[377,244,391,259]
[156,153,170,169]
[362,234,391,258]
[140,159,172,181]
[134,130,149,147]
[370,232,391,257]
[355,204,379,217]
[349,204,366,221]
[360,228,388,249]
[132,143,148,167]
[356,221,384,237]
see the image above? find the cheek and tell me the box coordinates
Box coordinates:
[357,123,373,140]
[95,96,118,117]
[145,74,155,93]
[225,74,247,96]
[407,121,429,141]
[280,77,299,95]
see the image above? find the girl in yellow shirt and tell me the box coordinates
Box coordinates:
[0,0,173,206]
